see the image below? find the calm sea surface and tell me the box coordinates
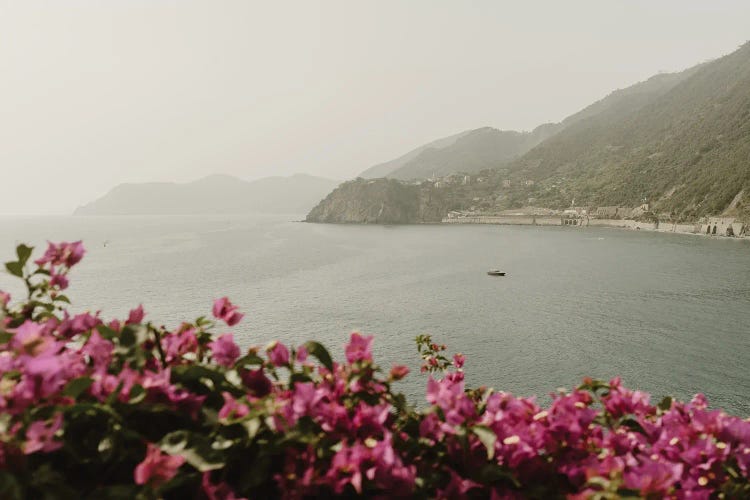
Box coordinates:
[1,215,749,414]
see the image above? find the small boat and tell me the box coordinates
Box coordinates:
[487,270,506,276]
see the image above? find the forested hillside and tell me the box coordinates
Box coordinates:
[510,42,750,219]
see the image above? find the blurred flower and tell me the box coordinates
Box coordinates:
[134,443,185,486]
[267,341,290,367]
[209,333,240,367]
[212,297,244,326]
[345,333,373,363]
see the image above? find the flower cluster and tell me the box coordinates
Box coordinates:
[0,242,748,499]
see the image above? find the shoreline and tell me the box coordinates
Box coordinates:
[441,216,750,241]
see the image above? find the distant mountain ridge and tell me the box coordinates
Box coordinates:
[359,125,562,180]
[357,65,699,182]
[75,173,339,215]
[358,129,474,179]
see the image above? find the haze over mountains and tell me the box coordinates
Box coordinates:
[75,174,338,216]
[310,41,750,223]
[357,62,702,182]
[80,41,750,222]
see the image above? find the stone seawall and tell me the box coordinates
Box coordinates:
[442,216,541,225]
[587,219,658,231]
[656,222,702,234]
[441,216,749,239]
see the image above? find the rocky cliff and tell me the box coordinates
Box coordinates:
[305,178,450,223]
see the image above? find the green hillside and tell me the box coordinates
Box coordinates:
[509,42,750,220]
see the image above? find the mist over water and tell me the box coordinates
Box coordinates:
[1,215,748,414]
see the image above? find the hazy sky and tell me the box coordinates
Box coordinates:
[1,0,748,214]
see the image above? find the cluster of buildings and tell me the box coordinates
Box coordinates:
[425,173,489,188]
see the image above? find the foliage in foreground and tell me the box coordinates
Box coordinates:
[0,242,749,499]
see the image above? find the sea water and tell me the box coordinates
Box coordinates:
[1,214,748,414]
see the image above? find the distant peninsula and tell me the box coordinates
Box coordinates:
[75,174,339,216]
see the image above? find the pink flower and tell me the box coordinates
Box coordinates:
[212,297,244,326]
[82,330,113,372]
[296,345,308,362]
[162,328,199,364]
[218,392,249,420]
[11,320,54,355]
[267,341,290,367]
[291,382,326,418]
[134,443,185,486]
[35,241,85,268]
[240,368,272,397]
[57,312,100,338]
[127,305,145,324]
[49,272,69,290]
[209,334,240,367]
[389,364,410,381]
[623,459,683,495]
[453,353,465,369]
[345,333,373,364]
[24,414,63,454]
[426,376,475,425]
[603,377,652,418]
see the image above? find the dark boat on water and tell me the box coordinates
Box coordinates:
[487,270,506,276]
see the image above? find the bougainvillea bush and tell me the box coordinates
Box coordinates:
[0,242,749,499]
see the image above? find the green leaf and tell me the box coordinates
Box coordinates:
[657,396,673,411]
[63,377,93,399]
[171,365,226,385]
[303,341,333,371]
[128,384,146,404]
[234,353,264,367]
[160,431,225,472]
[16,244,33,267]
[476,463,520,488]
[4,261,23,278]
[472,425,497,460]
[289,372,313,385]
[54,295,71,304]
[0,332,12,344]
[96,324,119,340]
[619,416,647,435]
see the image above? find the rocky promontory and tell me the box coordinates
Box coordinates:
[305,178,450,223]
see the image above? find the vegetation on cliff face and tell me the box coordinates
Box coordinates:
[509,41,750,220]
[305,178,442,223]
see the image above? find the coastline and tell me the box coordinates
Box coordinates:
[440,215,750,240]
